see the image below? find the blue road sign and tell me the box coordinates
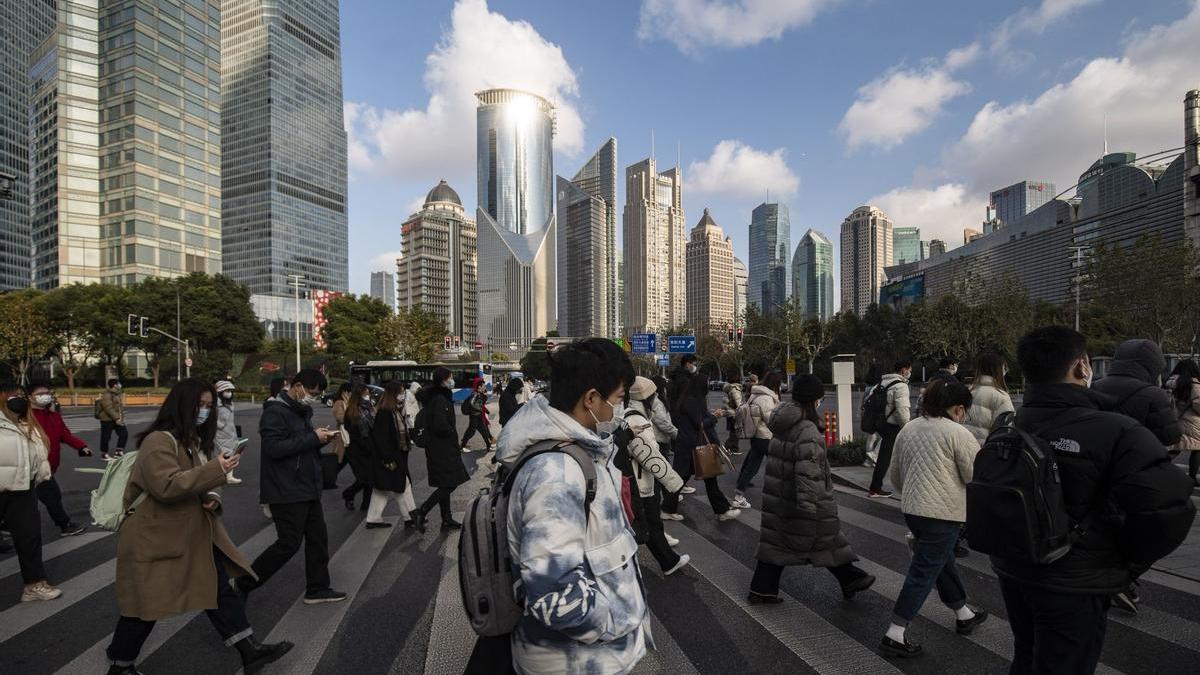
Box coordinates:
[631,332,656,354]
[657,354,670,366]
[668,335,696,354]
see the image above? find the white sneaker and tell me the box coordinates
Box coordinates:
[21,581,63,602]
[664,554,691,576]
[226,472,243,485]
[660,511,684,521]
[664,534,680,547]
[680,486,697,494]
[718,508,742,522]
[731,495,752,510]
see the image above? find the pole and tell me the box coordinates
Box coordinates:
[176,289,182,382]
[1069,246,1089,333]
[185,340,191,378]
[287,274,305,374]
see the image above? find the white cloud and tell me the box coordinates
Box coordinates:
[637,0,836,54]
[992,0,1103,51]
[869,184,985,247]
[687,140,800,199]
[345,0,584,187]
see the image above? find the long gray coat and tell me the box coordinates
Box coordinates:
[755,402,857,568]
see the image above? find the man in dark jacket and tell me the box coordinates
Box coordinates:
[998,327,1195,674]
[458,378,493,451]
[235,370,345,604]
[1091,338,1182,447]
[929,357,959,385]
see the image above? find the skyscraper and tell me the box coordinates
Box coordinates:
[557,138,617,337]
[685,209,735,333]
[928,239,947,257]
[963,228,982,244]
[397,181,477,341]
[792,229,834,320]
[221,0,349,296]
[623,156,685,333]
[892,226,923,265]
[989,180,1056,228]
[475,88,556,345]
[748,203,790,314]
[733,256,748,323]
[840,205,893,316]
[370,271,395,311]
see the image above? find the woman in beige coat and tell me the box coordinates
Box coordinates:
[1166,359,1200,486]
[962,353,1015,443]
[106,379,292,675]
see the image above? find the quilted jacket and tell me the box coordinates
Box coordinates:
[747,385,780,440]
[627,400,684,497]
[1165,376,1200,451]
[890,415,980,522]
[962,376,1015,443]
[880,374,911,427]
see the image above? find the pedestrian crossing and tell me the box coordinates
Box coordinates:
[2,453,1198,675]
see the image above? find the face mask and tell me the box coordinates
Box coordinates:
[1081,361,1094,388]
[113,384,122,391]
[396,395,405,404]
[587,394,624,439]
[221,392,233,401]
[686,364,698,374]
[195,407,211,425]
[444,378,456,389]
[5,396,28,417]
[34,394,53,407]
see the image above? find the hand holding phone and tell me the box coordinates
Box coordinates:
[223,437,249,459]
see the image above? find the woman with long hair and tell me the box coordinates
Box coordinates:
[962,353,1015,443]
[499,377,525,426]
[1166,359,1200,486]
[733,369,783,509]
[0,381,60,602]
[365,381,416,528]
[626,376,689,574]
[330,382,352,464]
[107,378,291,675]
[661,372,739,522]
[341,382,375,511]
[410,367,469,532]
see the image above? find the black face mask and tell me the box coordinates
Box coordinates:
[6,396,29,417]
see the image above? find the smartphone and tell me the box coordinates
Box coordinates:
[223,437,249,459]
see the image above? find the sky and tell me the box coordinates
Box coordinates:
[339,0,1200,305]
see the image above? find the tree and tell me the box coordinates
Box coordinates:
[1086,235,1200,350]
[132,277,185,387]
[174,273,263,355]
[321,294,391,365]
[794,317,834,374]
[37,284,105,391]
[0,290,56,384]
[85,284,138,375]
[377,305,446,362]
[519,337,552,381]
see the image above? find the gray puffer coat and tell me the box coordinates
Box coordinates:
[755,401,857,568]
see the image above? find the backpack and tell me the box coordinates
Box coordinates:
[89,432,177,530]
[93,396,103,420]
[461,396,473,416]
[966,410,1096,564]
[860,381,900,434]
[459,440,596,637]
[733,396,758,440]
[410,406,428,448]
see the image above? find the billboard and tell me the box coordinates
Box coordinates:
[880,275,925,311]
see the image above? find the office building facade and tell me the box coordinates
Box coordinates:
[557,138,616,338]
[685,209,735,332]
[623,156,685,333]
[928,239,947,257]
[733,256,747,323]
[840,205,893,316]
[370,271,395,310]
[397,181,477,342]
[748,202,790,313]
[792,229,834,320]
[892,226,922,265]
[221,0,349,296]
[989,180,1055,228]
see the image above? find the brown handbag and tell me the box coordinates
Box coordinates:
[692,429,733,480]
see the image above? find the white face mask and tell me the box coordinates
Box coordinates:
[33,394,53,407]
[444,378,456,390]
[1081,361,1094,388]
[196,407,211,425]
[221,392,233,402]
[686,364,698,374]
[588,394,624,439]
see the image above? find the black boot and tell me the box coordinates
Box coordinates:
[108,665,145,675]
[234,636,294,675]
[409,509,427,533]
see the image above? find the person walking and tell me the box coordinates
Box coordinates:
[1166,359,1200,487]
[863,363,883,467]
[499,377,524,426]
[364,381,415,529]
[106,379,292,675]
[732,370,782,510]
[961,353,1015,444]
[930,357,960,385]
[661,372,739,522]
[722,380,744,455]
[0,382,62,603]
[27,381,89,535]
[627,376,689,574]
[341,383,375,512]
[880,380,987,658]
[410,367,469,532]
[234,369,345,604]
[1092,339,1182,447]
[405,381,421,428]
[460,378,493,452]
[749,375,876,604]
[330,383,352,465]
[213,381,242,485]
[98,378,127,461]
[869,360,912,498]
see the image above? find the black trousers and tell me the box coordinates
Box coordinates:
[248,500,331,594]
[0,489,45,583]
[461,416,493,447]
[750,560,868,597]
[35,476,72,529]
[100,421,128,454]
[736,437,770,492]
[999,577,1109,675]
[418,487,454,519]
[641,485,680,572]
[107,548,252,664]
[341,443,372,505]
[869,424,901,492]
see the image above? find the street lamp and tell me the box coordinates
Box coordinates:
[1069,245,1092,332]
[286,274,306,374]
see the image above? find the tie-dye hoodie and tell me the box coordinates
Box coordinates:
[495,395,650,675]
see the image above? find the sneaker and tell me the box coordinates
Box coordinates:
[680,486,697,494]
[868,490,894,498]
[441,519,463,531]
[20,581,63,602]
[1112,591,1138,614]
[409,510,428,533]
[879,636,922,658]
[664,534,680,547]
[747,591,784,605]
[956,607,990,635]
[730,495,752,510]
[226,475,243,485]
[717,508,741,522]
[664,554,691,576]
[112,449,125,458]
[302,588,347,604]
[60,522,87,537]
[101,452,115,462]
[660,511,684,521]
[364,521,392,529]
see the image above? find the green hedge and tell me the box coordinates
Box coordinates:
[827,437,867,467]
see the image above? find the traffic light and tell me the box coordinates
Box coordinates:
[139,316,149,338]
[727,328,735,343]
[736,328,744,344]
[453,335,461,349]
[127,314,138,336]
[443,335,452,350]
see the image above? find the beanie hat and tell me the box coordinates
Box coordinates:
[215,380,235,394]
[790,374,824,403]
[628,376,656,401]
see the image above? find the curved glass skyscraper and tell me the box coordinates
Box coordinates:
[792,229,834,320]
[748,202,791,314]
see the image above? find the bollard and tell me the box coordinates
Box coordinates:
[830,412,838,446]
[824,411,835,446]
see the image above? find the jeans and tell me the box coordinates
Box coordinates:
[461,416,493,447]
[869,423,901,492]
[750,560,869,597]
[641,484,681,572]
[35,476,72,529]
[247,500,332,595]
[366,479,416,523]
[736,437,770,492]
[107,548,252,664]
[100,421,128,455]
[0,489,45,583]
[417,486,454,520]
[892,514,968,625]
[1000,577,1109,675]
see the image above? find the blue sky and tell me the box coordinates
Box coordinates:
[340,0,1200,300]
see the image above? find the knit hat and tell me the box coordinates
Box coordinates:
[628,376,656,401]
[790,374,824,403]
[215,380,235,394]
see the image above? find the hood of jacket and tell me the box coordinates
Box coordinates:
[1108,339,1165,383]
[494,396,612,467]
[415,383,452,406]
[750,384,779,402]
[881,373,908,386]
[766,400,813,440]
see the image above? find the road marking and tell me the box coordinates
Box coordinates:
[422,534,476,675]
[0,530,112,580]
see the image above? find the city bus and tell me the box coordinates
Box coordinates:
[347,360,492,401]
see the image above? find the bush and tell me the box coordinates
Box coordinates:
[827,437,867,467]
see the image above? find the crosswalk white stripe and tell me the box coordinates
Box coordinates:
[0,530,112,580]
[633,557,708,675]
[422,533,476,675]
[0,559,115,642]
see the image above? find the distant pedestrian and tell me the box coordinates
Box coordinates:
[214,381,242,485]
[460,378,493,451]
[410,367,469,532]
[97,378,127,461]
[264,377,287,410]
[405,381,421,428]
[341,383,375,512]
[499,377,524,426]
[626,376,689,575]
[28,381,89,535]
[961,353,1015,444]
[722,381,744,454]
[930,357,960,385]
[1092,339,1182,446]
[364,381,416,529]
[330,383,351,464]
[863,363,884,466]
[868,359,912,498]
[732,370,781,509]
[1166,359,1200,487]
[662,372,739,522]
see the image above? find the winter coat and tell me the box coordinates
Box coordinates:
[748,385,780,440]
[649,396,678,444]
[962,376,1015,443]
[415,384,469,488]
[369,408,410,493]
[98,390,124,422]
[929,369,959,385]
[258,393,325,504]
[214,402,238,457]
[626,401,684,497]
[672,392,718,461]
[499,388,522,426]
[890,416,980,522]
[495,396,648,675]
[1091,339,1182,446]
[756,402,857,568]
[995,384,1196,594]
[880,373,911,426]
[405,386,420,428]
[343,409,376,485]
[0,416,51,492]
[31,407,87,473]
[464,390,486,417]
[1165,376,1200,452]
[723,383,743,413]
[331,397,349,462]
[115,430,252,621]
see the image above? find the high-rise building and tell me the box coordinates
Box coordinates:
[475,89,556,345]
[989,180,1055,228]
[397,181,477,342]
[623,156,685,333]
[370,271,395,311]
[733,256,748,323]
[685,209,735,333]
[221,0,349,296]
[964,228,982,244]
[792,229,834,321]
[748,202,790,314]
[928,239,947,257]
[557,138,616,338]
[1,2,54,290]
[892,226,923,265]
[26,1,223,289]
[840,205,893,316]
[1187,90,1200,248]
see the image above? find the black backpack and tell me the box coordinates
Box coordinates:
[410,406,428,448]
[860,381,899,434]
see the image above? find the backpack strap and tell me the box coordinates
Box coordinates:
[879,380,902,420]
[1112,382,1155,411]
[500,440,597,523]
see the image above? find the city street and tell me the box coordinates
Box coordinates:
[1,399,1198,675]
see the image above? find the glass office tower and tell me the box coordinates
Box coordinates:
[748,202,790,314]
[792,229,834,320]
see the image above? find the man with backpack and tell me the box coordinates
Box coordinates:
[97,378,127,461]
[866,359,912,498]
[981,326,1194,674]
[459,377,493,452]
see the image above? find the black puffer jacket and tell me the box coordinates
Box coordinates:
[1092,339,1182,446]
[996,384,1195,594]
[415,384,469,488]
[258,393,324,504]
[369,409,410,493]
[756,402,857,568]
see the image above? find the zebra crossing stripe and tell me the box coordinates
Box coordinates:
[0,530,112,581]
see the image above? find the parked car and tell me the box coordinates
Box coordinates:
[708,380,727,391]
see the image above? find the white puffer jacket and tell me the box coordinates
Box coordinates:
[627,401,684,497]
[962,376,1015,443]
[0,415,51,492]
[890,416,980,522]
[879,373,911,426]
[748,386,780,440]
